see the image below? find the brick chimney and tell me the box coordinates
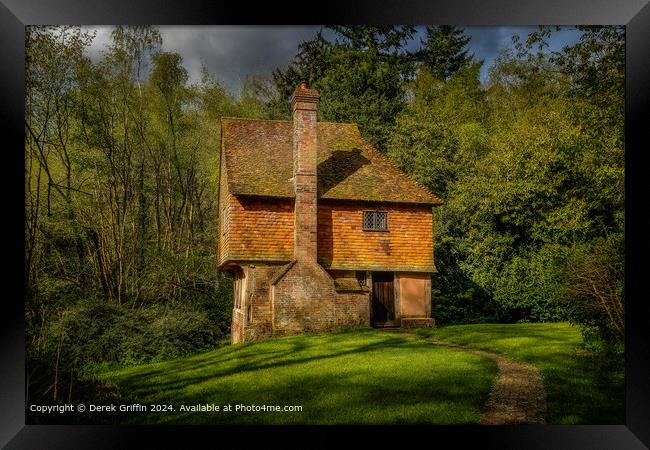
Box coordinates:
[290,82,320,264]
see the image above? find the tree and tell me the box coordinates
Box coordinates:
[25,26,237,403]
[25,25,95,344]
[416,26,473,79]
[387,62,487,198]
[272,25,417,150]
[271,29,332,118]
[386,26,624,327]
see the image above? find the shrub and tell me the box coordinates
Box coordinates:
[491,244,570,322]
[28,299,224,405]
[563,234,624,349]
[44,301,221,371]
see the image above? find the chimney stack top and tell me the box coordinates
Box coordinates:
[291,83,319,112]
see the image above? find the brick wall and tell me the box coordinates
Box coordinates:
[230,263,283,344]
[318,201,435,272]
[229,261,438,343]
[220,197,435,272]
[230,267,245,343]
[272,261,369,336]
[229,262,369,344]
[220,196,294,265]
[272,262,336,334]
[334,292,370,327]
[242,265,275,342]
[292,83,319,264]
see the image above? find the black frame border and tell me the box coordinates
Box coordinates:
[1,0,648,448]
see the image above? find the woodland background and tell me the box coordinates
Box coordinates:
[25,25,624,404]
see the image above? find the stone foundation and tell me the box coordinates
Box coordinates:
[230,261,370,344]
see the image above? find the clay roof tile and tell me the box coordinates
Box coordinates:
[221,117,443,205]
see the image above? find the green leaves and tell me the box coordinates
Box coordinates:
[387,27,623,328]
[417,26,473,80]
[271,26,421,151]
[388,63,486,198]
[150,52,189,102]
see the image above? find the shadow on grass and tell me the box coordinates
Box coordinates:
[79,329,498,425]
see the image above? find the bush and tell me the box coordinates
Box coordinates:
[43,301,221,372]
[430,236,500,325]
[491,245,570,322]
[432,287,498,325]
[563,235,624,350]
[27,299,225,406]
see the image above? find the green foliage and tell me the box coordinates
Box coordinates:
[317,48,408,151]
[491,245,569,322]
[417,25,473,79]
[272,25,476,151]
[272,26,417,150]
[270,29,333,118]
[386,27,623,331]
[388,63,487,198]
[25,26,241,404]
[563,235,625,349]
[27,297,229,405]
[43,300,221,372]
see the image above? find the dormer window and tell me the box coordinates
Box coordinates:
[363,211,388,231]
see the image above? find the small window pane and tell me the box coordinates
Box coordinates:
[363,212,374,230]
[376,212,387,230]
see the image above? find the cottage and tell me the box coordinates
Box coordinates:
[218,83,443,343]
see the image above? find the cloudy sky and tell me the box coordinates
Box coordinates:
[83,26,582,94]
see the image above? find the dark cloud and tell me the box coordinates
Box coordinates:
[81,25,583,92]
[83,25,323,93]
[160,26,322,93]
[463,26,583,80]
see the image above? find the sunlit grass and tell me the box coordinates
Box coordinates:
[414,323,624,424]
[97,328,497,424]
[92,323,622,425]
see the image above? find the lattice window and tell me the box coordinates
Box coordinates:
[363,211,388,231]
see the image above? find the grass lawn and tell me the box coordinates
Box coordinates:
[413,322,625,424]
[89,323,622,425]
[95,328,498,425]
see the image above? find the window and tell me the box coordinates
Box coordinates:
[363,211,388,231]
[222,207,228,235]
[356,271,367,287]
[234,275,241,310]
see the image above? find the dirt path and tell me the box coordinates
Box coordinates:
[398,331,546,425]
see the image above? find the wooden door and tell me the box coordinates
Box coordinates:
[371,272,395,324]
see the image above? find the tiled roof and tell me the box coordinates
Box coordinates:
[221,118,443,205]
